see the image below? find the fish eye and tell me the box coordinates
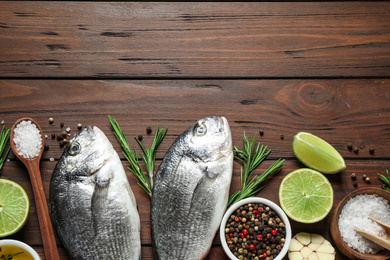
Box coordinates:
[195,123,207,136]
[68,142,80,156]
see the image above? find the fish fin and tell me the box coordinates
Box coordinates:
[91,179,110,238]
[190,164,220,209]
[204,164,220,179]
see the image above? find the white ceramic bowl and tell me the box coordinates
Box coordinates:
[0,239,41,260]
[220,197,292,260]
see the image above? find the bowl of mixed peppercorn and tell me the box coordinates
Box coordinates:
[220,197,292,260]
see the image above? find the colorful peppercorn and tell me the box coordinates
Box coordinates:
[225,202,286,260]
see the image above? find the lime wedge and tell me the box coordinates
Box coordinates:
[0,179,30,237]
[292,132,346,174]
[279,168,333,223]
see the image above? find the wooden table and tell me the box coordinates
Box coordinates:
[1,2,390,259]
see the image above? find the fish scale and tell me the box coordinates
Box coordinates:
[151,116,233,260]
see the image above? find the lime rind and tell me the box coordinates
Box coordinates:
[279,168,333,223]
[293,132,346,174]
[0,179,30,237]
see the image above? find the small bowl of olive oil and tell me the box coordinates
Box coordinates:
[0,240,40,260]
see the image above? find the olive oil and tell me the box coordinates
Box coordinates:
[0,246,33,260]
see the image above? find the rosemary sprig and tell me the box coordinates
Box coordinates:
[134,125,167,189]
[0,125,10,174]
[378,169,390,192]
[108,115,167,197]
[228,132,284,206]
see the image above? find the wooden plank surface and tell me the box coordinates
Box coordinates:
[0,2,390,78]
[1,1,390,260]
[1,79,389,159]
[1,80,390,259]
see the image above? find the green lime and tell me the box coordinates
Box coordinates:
[0,179,30,237]
[292,132,346,174]
[279,168,333,223]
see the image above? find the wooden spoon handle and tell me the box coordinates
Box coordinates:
[355,229,390,251]
[27,160,60,260]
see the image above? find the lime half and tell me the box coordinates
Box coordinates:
[279,168,333,223]
[292,132,346,174]
[0,179,30,237]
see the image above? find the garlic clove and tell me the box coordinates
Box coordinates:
[317,252,335,260]
[301,247,313,258]
[317,244,335,254]
[289,251,304,260]
[311,234,325,244]
[308,252,319,260]
[308,243,321,251]
[296,232,311,245]
[290,238,304,251]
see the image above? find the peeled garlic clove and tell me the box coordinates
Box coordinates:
[308,243,321,251]
[290,238,304,251]
[301,247,313,258]
[289,252,304,260]
[296,232,311,245]
[317,253,335,260]
[317,244,335,254]
[311,234,325,244]
[308,252,319,260]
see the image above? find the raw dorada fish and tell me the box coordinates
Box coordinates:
[152,116,234,260]
[50,126,141,260]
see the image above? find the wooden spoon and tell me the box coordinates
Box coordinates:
[355,216,390,251]
[10,117,60,260]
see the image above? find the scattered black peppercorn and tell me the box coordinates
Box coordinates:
[259,131,264,136]
[44,144,49,151]
[347,144,353,150]
[369,148,375,155]
[353,181,358,187]
[353,146,359,154]
[57,134,62,141]
[59,140,64,147]
[138,135,143,141]
[280,135,284,140]
[60,122,64,128]
[351,173,356,179]
[146,127,152,134]
[51,133,55,139]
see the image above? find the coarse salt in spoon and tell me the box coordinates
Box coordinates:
[10,117,60,260]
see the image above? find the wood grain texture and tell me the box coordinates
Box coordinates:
[0,2,390,78]
[2,1,390,259]
[1,79,389,160]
